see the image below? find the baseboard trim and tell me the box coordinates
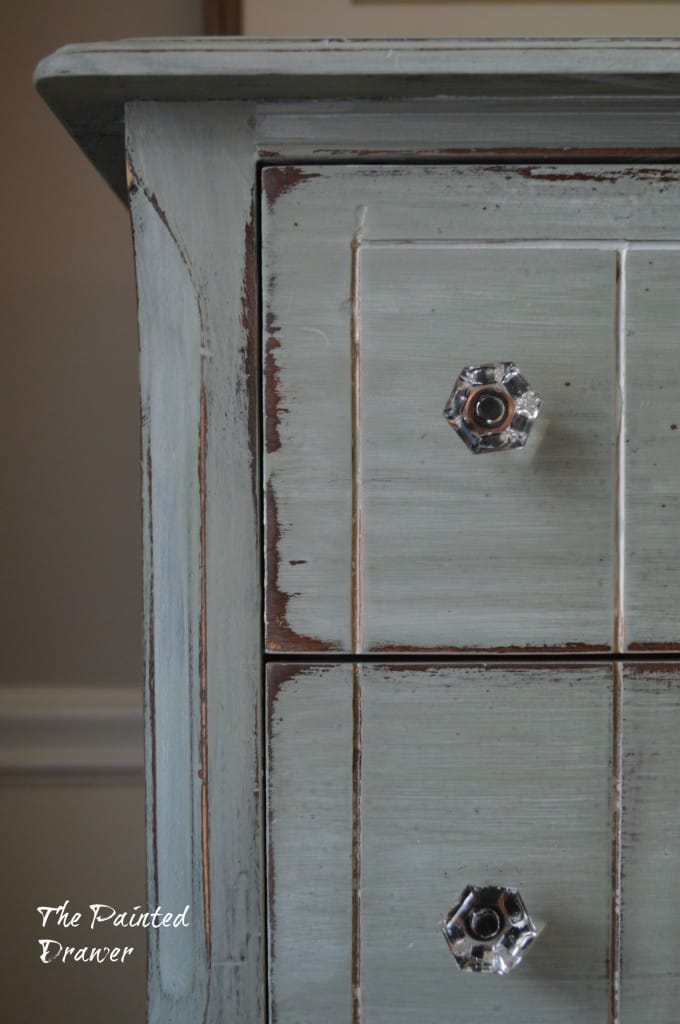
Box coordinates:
[0,686,144,777]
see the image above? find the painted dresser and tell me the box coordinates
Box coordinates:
[35,39,680,1024]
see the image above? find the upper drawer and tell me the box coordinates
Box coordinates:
[262,164,680,654]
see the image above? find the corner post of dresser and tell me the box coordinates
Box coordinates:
[126,100,264,1023]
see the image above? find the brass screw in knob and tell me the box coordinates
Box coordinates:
[469,388,512,431]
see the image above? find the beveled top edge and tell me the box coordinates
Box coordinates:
[34,37,680,202]
[34,35,680,89]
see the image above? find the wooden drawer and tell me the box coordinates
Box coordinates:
[266,662,680,1024]
[263,165,680,654]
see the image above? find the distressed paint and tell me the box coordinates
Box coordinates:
[267,663,614,1023]
[30,39,680,199]
[262,166,354,651]
[262,166,321,210]
[130,148,204,1004]
[266,664,353,1024]
[128,102,264,1024]
[255,99,680,164]
[263,164,680,652]
[33,40,680,1024]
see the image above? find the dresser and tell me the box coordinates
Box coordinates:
[35,38,680,1024]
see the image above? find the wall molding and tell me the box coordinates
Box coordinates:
[0,686,143,778]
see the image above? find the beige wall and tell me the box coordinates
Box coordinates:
[2,3,199,1023]
[244,0,680,36]
[1,784,147,1024]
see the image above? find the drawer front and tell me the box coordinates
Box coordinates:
[262,164,680,654]
[266,663,614,1024]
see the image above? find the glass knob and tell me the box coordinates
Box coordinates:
[442,884,538,975]
[443,362,542,453]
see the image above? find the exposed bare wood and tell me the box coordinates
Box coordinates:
[263,164,680,653]
[266,665,353,1024]
[34,41,680,200]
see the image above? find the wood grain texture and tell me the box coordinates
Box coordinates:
[620,665,680,1022]
[263,164,680,653]
[267,663,614,1023]
[266,665,353,1024]
[256,98,680,162]
[262,167,353,651]
[361,664,613,1024]
[360,245,616,651]
[128,102,264,1024]
[624,252,680,651]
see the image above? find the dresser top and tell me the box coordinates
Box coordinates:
[34,37,680,198]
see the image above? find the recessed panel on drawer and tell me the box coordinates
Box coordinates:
[359,246,615,651]
[266,663,614,1024]
[620,665,680,1023]
[263,164,680,653]
[625,253,680,652]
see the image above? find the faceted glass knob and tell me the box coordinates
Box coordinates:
[443,362,542,453]
[442,884,537,975]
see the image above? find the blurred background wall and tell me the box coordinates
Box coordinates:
[245,1,680,37]
[2,5,199,1023]
[5,2,680,1022]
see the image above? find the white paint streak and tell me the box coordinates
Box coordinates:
[616,245,629,653]
[351,205,368,656]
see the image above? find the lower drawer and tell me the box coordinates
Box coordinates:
[265,662,680,1024]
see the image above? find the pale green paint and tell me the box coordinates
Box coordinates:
[625,253,680,651]
[128,102,264,1024]
[268,664,613,1023]
[267,666,354,1024]
[263,163,680,653]
[620,665,680,1022]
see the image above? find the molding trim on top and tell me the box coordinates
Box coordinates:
[0,685,143,778]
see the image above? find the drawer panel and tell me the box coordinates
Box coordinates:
[267,663,614,1024]
[359,246,615,651]
[620,664,680,1022]
[625,254,680,651]
[263,164,680,654]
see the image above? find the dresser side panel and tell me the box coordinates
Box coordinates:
[128,101,264,1024]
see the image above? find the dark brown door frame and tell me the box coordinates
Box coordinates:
[203,0,242,35]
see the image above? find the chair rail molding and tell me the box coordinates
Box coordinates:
[0,685,143,778]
